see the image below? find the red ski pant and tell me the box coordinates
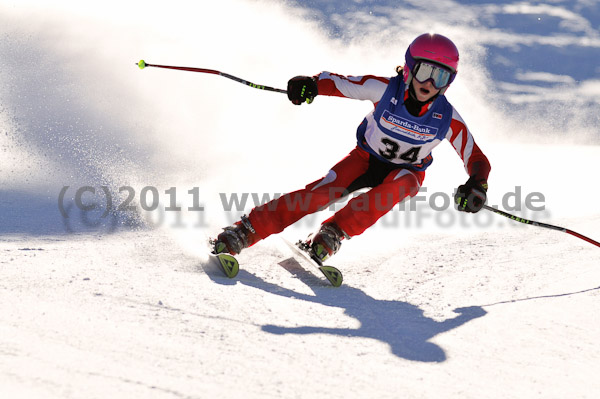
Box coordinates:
[248,146,425,240]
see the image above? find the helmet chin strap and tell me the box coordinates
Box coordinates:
[405,81,439,116]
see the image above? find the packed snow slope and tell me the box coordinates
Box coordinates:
[1,0,599,398]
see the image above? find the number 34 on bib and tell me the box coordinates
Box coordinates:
[378,138,421,163]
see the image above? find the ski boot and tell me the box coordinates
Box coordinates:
[309,222,348,262]
[212,215,260,255]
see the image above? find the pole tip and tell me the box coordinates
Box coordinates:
[137,60,146,69]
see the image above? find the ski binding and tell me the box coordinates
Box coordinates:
[282,238,343,287]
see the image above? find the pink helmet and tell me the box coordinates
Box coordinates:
[403,33,459,94]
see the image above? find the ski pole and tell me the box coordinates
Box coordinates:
[136,60,287,94]
[482,204,600,248]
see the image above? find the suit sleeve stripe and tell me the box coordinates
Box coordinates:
[462,134,474,169]
[447,108,491,179]
[316,72,389,102]
[451,129,464,154]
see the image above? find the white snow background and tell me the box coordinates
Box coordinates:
[1,0,599,398]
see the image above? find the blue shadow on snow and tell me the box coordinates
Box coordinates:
[203,257,486,363]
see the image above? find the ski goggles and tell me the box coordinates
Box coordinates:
[412,62,455,89]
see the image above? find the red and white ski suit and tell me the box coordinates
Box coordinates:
[247,71,491,240]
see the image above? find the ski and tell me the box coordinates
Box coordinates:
[281,238,343,287]
[208,252,239,278]
[207,238,239,278]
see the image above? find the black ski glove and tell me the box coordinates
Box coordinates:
[287,76,318,105]
[455,177,488,213]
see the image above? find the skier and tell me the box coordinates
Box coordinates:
[212,33,491,262]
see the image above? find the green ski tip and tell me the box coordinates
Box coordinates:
[216,254,239,278]
[319,266,343,287]
[137,60,146,69]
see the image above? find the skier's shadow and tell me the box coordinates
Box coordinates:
[205,257,486,363]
